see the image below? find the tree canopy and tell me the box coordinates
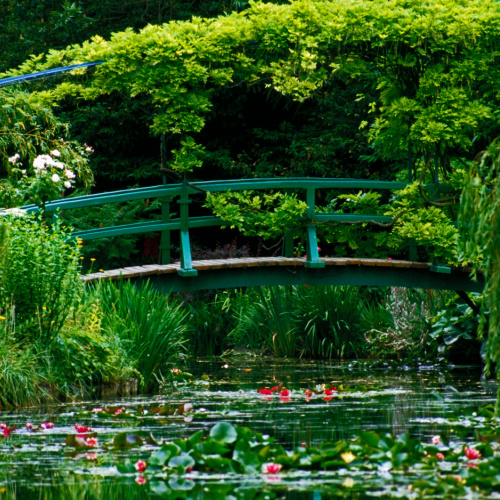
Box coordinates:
[7,0,500,180]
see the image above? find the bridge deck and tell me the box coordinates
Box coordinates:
[81,257,481,293]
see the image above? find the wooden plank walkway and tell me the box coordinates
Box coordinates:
[81,257,473,284]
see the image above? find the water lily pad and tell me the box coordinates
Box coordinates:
[112,433,144,447]
[210,422,237,444]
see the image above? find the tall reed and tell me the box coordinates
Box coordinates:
[95,279,188,392]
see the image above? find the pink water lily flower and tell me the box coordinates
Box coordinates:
[41,422,54,429]
[431,435,440,445]
[135,475,147,485]
[436,452,445,460]
[26,423,33,430]
[86,437,98,447]
[135,460,147,473]
[262,463,282,474]
[465,447,481,460]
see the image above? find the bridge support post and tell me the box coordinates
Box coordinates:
[177,178,198,277]
[305,188,325,269]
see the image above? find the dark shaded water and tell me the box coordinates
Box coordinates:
[0,358,495,498]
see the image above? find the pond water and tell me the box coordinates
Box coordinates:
[0,357,496,499]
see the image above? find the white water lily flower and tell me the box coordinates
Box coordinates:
[51,173,61,183]
[50,149,61,157]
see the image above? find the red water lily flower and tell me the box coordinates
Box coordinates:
[258,388,273,395]
[465,447,481,460]
[135,460,147,473]
[324,388,334,396]
[262,462,282,474]
[75,424,92,433]
[41,422,54,429]
[304,389,312,397]
[271,386,279,392]
[280,389,290,397]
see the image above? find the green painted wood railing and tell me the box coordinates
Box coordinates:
[21,177,454,277]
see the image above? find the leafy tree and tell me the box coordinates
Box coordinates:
[459,139,500,412]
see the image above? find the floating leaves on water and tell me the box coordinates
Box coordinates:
[112,433,144,448]
[210,422,237,444]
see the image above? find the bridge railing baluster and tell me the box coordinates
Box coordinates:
[305,187,325,269]
[177,178,198,277]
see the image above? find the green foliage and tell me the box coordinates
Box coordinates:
[318,191,390,258]
[50,291,137,395]
[459,138,500,392]
[12,0,500,179]
[233,286,299,357]
[297,285,365,359]
[233,285,366,359]
[94,280,188,392]
[185,292,239,357]
[0,213,82,346]
[378,184,459,263]
[0,305,48,408]
[319,183,459,262]
[205,190,307,240]
[64,197,161,271]
[0,89,93,208]
[429,295,482,362]
[365,288,433,360]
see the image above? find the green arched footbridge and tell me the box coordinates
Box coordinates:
[23,177,484,294]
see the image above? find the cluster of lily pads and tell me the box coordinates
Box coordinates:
[2,391,500,496]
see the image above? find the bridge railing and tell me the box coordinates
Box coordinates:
[21,177,452,277]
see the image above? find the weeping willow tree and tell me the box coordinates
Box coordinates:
[459,140,500,412]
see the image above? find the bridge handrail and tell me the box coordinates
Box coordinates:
[20,177,456,277]
[21,178,412,213]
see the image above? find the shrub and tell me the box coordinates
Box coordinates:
[0,305,48,408]
[0,213,82,346]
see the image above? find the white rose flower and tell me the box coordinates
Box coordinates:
[51,173,61,183]
[64,181,72,189]
[64,170,76,179]
[50,149,61,157]
[53,161,65,170]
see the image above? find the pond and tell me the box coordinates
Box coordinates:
[0,357,496,499]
